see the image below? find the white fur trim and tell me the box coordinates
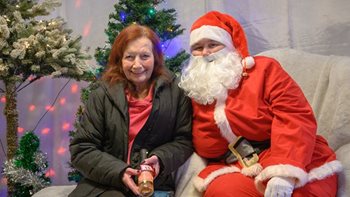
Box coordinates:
[190,25,235,51]
[242,56,255,69]
[254,164,308,194]
[213,90,237,143]
[308,160,343,182]
[193,176,206,192]
[241,163,263,177]
[195,166,241,192]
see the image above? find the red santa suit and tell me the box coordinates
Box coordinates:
[182,11,343,196]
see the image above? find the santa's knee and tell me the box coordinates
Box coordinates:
[204,173,259,196]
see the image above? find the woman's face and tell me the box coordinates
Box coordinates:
[122,37,155,90]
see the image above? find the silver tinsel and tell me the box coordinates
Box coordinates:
[3,152,51,193]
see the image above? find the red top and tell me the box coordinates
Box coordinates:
[126,85,154,164]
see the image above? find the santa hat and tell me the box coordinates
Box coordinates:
[190,11,255,69]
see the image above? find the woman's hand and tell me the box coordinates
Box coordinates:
[122,167,140,196]
[142,155,160,178]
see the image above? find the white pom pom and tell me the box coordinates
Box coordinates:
[242,56,255,69]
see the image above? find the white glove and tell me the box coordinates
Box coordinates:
[265,176,295,197]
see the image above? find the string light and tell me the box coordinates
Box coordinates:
[74,0,81,8]
[71,83,78,93]
[24,41,30,49]
[57,147,66,155]
[17,127,24,133]
[148,8,156,16]
[59,98,66,105]
[83,20,92,37]
[41,128,50,135]
[61,122,71,131]
[119,11,127,22]
[28,104,36,111]
[45,168,55,178]
[45,105,55,112]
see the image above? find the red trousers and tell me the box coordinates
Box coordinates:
[204,172,338,197]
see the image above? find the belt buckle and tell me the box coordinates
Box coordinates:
[228,136,259,168]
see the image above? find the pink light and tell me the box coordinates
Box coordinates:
[0,96,5,103]
[1,177,7,185]
[82,20,92,37]
[59,97,66,105]
[71,83,78,93]
[75,0,81,8]
[62,122,71,131]
[41,128,50,135]
[57,146,66,155]
[17,127,24,133]
[28,104,36,111]
[45,168,56,178]
[45,105,55,111]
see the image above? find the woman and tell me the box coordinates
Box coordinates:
[69,24,193,197]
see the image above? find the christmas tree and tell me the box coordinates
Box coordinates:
[0,0,96,194]
[95,0,189,73]
[3,131,51,197]
[67,0,189,182]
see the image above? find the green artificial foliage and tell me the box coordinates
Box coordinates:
[3,131,51,197]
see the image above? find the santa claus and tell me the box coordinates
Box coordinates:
[179,11,342,197]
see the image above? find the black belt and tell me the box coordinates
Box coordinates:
[207,137,270,164]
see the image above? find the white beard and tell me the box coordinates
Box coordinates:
[179,48,243,105]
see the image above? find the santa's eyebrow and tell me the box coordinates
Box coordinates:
[191,44,201,49]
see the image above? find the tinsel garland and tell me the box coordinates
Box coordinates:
[3,153,50,194]
[3,131,51,196]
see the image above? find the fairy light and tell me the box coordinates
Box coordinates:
[45,105,55,112]
[24,41,30,49]
[41,128,50,135]
[0,177,7,186]
[148,8,156,16]
[71,83,78,93]
[120,11,127,22]
[28,104,36,111]
[17,127,24,133]
[83,20,92,37]
[61,122,70,131]
[45,168,55,178]
[0,96,5,103]
[57,147,66,155]
[75,0,81,8]
[59,97,66,105]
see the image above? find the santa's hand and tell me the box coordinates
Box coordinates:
[265,176,295,197]
[122,167,140,196]
[142,155,160,178]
